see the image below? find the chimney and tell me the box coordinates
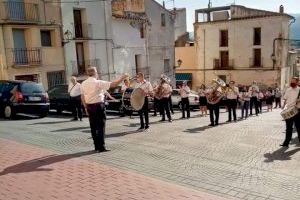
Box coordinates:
[279,5,284,13]
[163,1,165,8]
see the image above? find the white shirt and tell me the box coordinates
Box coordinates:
[121,84,128,92]
[68,82,81,97]
[249,85,259,97]
[180,86,190,98]
[135,80,153,96]
[80,77,111,104]
[227,86,239,100]
[283,87,300,108]
[161,83,172,98]
[239,91,251,101]
[198,89,206,97]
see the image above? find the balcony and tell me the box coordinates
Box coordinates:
[0,1,39,23]
[72,59,101,76]
[11,48,41,66]
[73,23,93,39]
[213,59,234,70]
[249,57,264,68]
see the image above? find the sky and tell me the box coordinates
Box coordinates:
[155,0,300,31]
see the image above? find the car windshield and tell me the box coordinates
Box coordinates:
[21,83,45,93]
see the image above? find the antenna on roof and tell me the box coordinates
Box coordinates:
[208,0,212,8]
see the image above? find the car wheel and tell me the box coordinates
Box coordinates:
[56,108,62,114]
[4,105,15,119]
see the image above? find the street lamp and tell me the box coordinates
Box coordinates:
[62,30,72,46]
[175,59,182,68]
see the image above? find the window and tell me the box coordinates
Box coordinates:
[140,26,144,38]
[164,59,170,73]
[41,30,52,47]
[161,13,166,27]
[253,28,261,45]
[253,49,261,67]
[220,30,228,47]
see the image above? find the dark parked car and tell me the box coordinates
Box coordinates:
[48,84,71,114]
[0,80,49,118]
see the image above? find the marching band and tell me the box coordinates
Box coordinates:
[78,68,300,151]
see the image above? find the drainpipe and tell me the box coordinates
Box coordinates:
[203,29,206,84]
[103,1,111,81]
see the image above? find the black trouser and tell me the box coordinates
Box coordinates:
[275,98,281,108]
[153,97,160,116]
[282,112,300,146]
[181,97,190,118]
[250,96,259,115]
[71,95,82,120]
[86,102,106,151]
[208,103,220,125]
[138,97,149,128]
[168,96,174,114]
[227,99,237,121]
[161,97,172,121]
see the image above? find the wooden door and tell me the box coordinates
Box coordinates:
[76,43,85,74]
[220,51,229,68]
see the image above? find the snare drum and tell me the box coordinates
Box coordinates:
[280,106,299,120]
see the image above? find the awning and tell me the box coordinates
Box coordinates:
[175,73,192,81]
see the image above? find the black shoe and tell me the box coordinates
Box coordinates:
[160,119,166,122]
[226,120,231,122]
[208,123,215,127]
[280,144,289,148]
[80,118,82,121]
[138,127,144,131]
[168,119,173,122]
[99,148,110,152]
[215,123,219,126]
[71,118,78,121]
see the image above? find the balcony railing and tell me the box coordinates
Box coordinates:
[72,59,100,75]
[11,48,41,66]
[213,59,234,70]
[249,57,264,68]
[73,23,93,39]
[1,1,39,23]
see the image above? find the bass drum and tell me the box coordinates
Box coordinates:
[122,88,134,111]
[122,87,145,111]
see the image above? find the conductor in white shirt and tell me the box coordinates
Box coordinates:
[68,76,82,121]
[80,67,127,152]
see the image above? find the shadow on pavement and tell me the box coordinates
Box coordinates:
[28,120,73,125]
[106,130,142,138]
[264,146,300,163]
[184,122,228,134]
[0,150,96,176]
[51,126,90,132]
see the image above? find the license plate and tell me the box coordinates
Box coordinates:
[29,96,41,101]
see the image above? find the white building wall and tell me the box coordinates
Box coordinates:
[195,16,291,87]
[144,0,175,83]
[112,19,147,76]
[61,1,114,81]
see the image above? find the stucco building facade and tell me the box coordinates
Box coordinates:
[194,5,293,89]
[0,0,65,89]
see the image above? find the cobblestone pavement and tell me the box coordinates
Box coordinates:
[0,138,225,200]
[1,109,300,200]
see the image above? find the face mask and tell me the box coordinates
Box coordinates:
[290,83,297,88]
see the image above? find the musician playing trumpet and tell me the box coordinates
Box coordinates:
[280,77,300,147]
[226,81,239,122]
[136,72,153,131]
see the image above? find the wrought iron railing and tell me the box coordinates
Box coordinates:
[11,48,41,66]
[1,1,39,22]
[73,23,93,39]
[249,57,264,68]
[213,59,234,70]
[71,59,101,75]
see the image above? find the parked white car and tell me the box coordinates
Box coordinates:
[171,89,199,109]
